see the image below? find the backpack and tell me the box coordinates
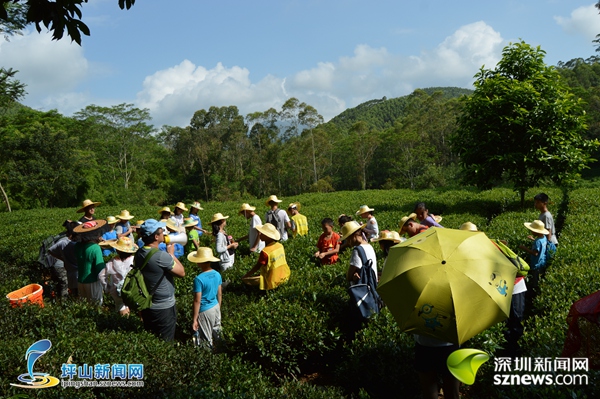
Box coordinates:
[491,239,530,277]
[265,209,285,238]
[121,248,163,312]
[348,245,382,320]
[37,233,67,268]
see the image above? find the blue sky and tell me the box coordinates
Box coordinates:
[1,0,600,128]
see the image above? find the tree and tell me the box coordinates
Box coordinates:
[0,67,26,211]
[0,0,136,44]
[452,41,599,205]
[74,103,161,202]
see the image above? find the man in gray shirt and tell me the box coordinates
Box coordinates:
[135,219,185,341]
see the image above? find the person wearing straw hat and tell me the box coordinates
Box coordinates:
[115,210,135,241]
[372,230,403,259]
[99,237,138,315]
[100,216,119,257]
[189,247,222,349]
[238,203,265,253]
[73,220,107,305]
[189,201,208,236]
[77,199,101,223]
[172,202,188,233]
[341,221,377,286]
[265,195,291,241]
[399,213,428,238]
[288,202,308,238]
[184,218,200,254]
[356,205,378,240]
[135,219,185,341]
[158,206,173,223]
[519,220,549,293]
[314,218,340,265]
[210,213,238,271]
[242,223,290,290]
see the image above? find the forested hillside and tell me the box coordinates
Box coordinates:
[1,56,600,210]
[327,86,473,131]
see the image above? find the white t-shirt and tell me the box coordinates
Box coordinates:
[539,211,558,245]
[349,243,378,284]
[249,214,265,252]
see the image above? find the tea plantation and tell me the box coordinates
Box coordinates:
[1,187,599,398]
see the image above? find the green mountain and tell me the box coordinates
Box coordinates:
[327,86,473,131]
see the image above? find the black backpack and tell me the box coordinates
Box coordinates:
[37,233,66,268]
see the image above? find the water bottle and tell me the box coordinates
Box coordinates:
[192,330,200,346]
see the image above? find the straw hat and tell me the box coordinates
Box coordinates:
[106,216,118,225]
[165,219,179,232]
[190,201,204,211]
[183,218,198,228]
[255,223,281,241]
[135,220,145,227]
[187,247,220,263]
[73,220,107,233]
[99,239,117,248]
[459,222,478,232]
[340,220,365,241]
[158,206,172,215]
[288,202,301,211]
[239,203,256,213]
[524,220,549,235]
[76,199,101,213]
[399,213,417,230]
[109,237,139,253]
[371,230,402,243]
[355,205,374,215]
[433,215,443,224]
[210,213,229,224]
[265,195,282,206]
[174,202,188,212]
[116,210,134,220]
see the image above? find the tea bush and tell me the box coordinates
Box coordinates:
[1,187,600,398]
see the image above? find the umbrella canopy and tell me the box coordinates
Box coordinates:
[378,227,516,344]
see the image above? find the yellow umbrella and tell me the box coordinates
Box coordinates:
[378,227,516,344]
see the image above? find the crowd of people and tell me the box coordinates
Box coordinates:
[44,192,558,399]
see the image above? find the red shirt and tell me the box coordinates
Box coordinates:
[317,232,340,264]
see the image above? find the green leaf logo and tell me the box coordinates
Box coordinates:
[446,348,489,385]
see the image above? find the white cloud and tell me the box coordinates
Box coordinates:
[555,4,600,41]
[138,21,504,127]
[0,30,89,106]
[3,22,505,128]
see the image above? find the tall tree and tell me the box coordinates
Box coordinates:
[74,103,156,200]
[452,41,599,205]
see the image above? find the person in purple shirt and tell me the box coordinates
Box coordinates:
[413,202,444,228]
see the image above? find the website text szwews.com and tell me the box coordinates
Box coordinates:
[493,374,588,386]
[61,380,145,389]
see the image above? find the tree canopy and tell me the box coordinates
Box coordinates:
[452,41,599,205]
[0,0,136,44]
